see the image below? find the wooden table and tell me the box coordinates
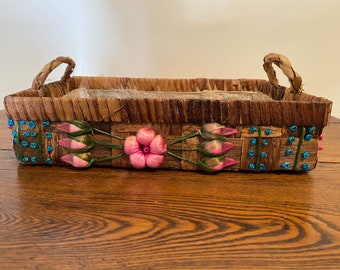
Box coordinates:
[1,110,339,269]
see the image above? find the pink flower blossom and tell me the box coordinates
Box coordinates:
[199,140,233,156]
[200,123,238,139]
[60,153,92,168]
[124,128,167,169]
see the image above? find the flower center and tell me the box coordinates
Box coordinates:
[141,145,150,154]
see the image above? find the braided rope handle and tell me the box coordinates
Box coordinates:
[31,56,75,92]
[263,53,303,95]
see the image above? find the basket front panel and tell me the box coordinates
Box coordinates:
[6,118,322,172]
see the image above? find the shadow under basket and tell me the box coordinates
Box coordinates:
[4,53,332,172]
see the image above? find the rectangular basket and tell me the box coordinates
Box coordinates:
[4,53,332,172]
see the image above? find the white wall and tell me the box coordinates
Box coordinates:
[1,0,339,117]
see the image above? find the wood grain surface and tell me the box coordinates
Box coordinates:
[1,111,340,269]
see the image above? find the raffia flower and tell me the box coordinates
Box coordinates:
[198,140,234,156]
[60,153,93,168]
[200,123,237,139]
[124,128,167,169]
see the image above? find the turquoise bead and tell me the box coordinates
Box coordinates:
[249,126,257,133]
[248,163,255,170]
[248,149,255,157]
[260,152,267,158]
[28,121,36,129]
[250,138,257,146]
[258,164,266,171]
[290,125,297,132]
[302,152,310,159]
[304,134,313,141]
[265,129,272,135]
[301,163,310,171]
[281,162,290,169]
[285,149,293,156]
[287,136,296,144]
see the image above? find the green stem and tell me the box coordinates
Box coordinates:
[169,131,199,145]
[255,126,263,167]
[293,127,306,170]
[92,152,125,163]
[95,141,123,149]
[168,147,198,151]
[92,127,124,140]
[15,121,22,161]
[166,151,198,165]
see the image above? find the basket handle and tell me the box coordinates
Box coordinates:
[263,53,303,95]
[31,56,76,91]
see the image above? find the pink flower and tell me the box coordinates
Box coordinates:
[199,140,233,156]
[124,128,167,169]
[199,155,238,172]
[60,153,93,168]
[200,123,238,139]
[58,135,94,151]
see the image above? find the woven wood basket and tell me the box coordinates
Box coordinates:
[4,53,332,172]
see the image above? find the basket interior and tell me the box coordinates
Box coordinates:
[63,88,274,101]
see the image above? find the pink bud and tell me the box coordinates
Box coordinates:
[57,122,82,133]
[319,135,324,141]
[211,158,238,171]
[58,137,87,149]
[60,153,91,168]
[200,156,238,171]
[200,123,237,139]
[200,140,233,155]
[318,145,324,151]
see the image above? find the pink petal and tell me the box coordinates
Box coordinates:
[57,122,81,133]
[60,154,89,168]
[221,158,238,168]
[149,135,167,154]
[219,127,238,137]
[124,136,140,155]
[145,154,164,168]
[129,151,146,169]
[58,138,87,149]
[318,145,324,151]
[136,128,156,146]
[221,142,234,152]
